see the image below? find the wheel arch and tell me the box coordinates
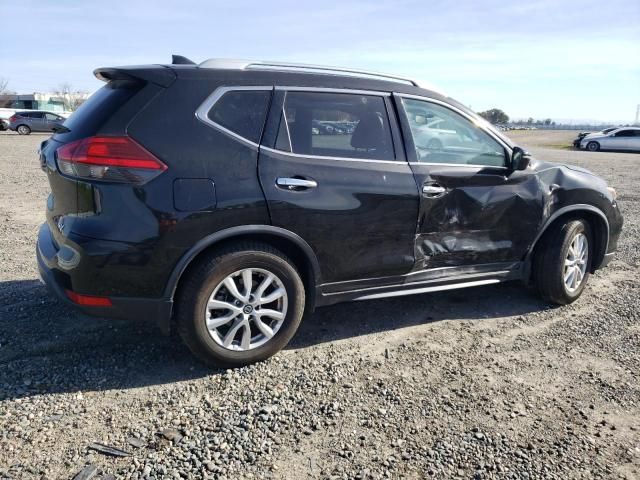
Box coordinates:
[524,204,609,281]
[166,225,321,318]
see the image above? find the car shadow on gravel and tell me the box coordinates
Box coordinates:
[289,282,549,348]
[0,280,548,401]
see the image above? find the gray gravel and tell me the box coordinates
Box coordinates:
[0,130,639,479]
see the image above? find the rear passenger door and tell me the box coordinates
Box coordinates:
[28,112,46,131]
[258,88,420,284]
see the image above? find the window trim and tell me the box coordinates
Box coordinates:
[195,86,274,149]
[395,93,513,170]
[260,145,404,165]
[272,87,400,163]
[274,86,391,97]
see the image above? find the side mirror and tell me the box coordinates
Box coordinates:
[511,146,530,171]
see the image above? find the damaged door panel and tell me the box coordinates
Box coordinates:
[395,94,545,270]
[411,164,544,269]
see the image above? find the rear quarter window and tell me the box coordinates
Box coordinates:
[205,89,272,145]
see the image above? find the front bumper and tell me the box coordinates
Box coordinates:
[37,223,173,333]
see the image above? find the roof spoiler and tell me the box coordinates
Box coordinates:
[94,66,176,87]
[172,54,196,65]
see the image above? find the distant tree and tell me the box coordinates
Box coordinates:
[544,118,552,125]
[477,108,509,125]
[527,117,534,124]
[0,77,13,95]
[54,82,88,111]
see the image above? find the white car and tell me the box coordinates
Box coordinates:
[580,127,640,152]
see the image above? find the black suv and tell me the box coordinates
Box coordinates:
[37,56,623,367]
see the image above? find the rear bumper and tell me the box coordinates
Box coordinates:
[37,222,173,333]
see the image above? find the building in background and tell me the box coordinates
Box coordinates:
[0,92,91,122]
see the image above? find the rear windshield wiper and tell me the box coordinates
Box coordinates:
[52,125,71,134]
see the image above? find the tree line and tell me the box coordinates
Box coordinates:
[477,108,555,126]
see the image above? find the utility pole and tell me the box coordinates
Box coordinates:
[635,104,640,125]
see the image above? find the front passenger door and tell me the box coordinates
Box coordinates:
[396,95,543,270]
[608,129,633,150]
[44,113,62,131]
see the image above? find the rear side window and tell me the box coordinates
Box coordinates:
[207,89,271,144]
[275,91,394,160]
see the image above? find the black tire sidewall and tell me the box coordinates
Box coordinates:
[587,142,599,152]
[181,250,305,366]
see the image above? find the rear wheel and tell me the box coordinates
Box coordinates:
[533,219,592,304]
[586,141,599,152]
[17,125,31,135]
[176,243,305,368]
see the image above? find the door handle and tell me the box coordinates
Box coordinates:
[276,177,318,190]
[422,184,446,197]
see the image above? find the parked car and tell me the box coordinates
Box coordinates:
[36,57,623,367]
[9,111,66,135]
[580,127,640,152]
[0,119,7,131]
[573,127,617,148]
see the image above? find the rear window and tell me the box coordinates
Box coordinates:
[54,81,139,142]
[207,89,272,144]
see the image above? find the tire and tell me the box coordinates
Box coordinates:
[175,242,305,368]
[533,219,592,305]
[586,141,599,152]
[17,125,31,135]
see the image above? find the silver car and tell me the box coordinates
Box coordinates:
[8,111,65,135]
[580,127,640,152]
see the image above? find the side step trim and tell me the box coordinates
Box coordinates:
[353,279,501,301]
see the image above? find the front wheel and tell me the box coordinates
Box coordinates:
[176,243,305,368]
[533,219,592,304]
[17,125,31,135]
[586,141,600,152]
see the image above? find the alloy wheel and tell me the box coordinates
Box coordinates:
[564,233,588,293]
[204,268,288,351]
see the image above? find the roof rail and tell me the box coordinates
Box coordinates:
[197,58,420,87]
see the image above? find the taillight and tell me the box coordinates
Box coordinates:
[9,115,18,122]
[56,136,167,184]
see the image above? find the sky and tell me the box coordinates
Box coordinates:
[0,0,638,123]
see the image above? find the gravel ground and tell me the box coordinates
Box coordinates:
[0,130,638,479]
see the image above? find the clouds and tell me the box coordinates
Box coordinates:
[0,0,638,121]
